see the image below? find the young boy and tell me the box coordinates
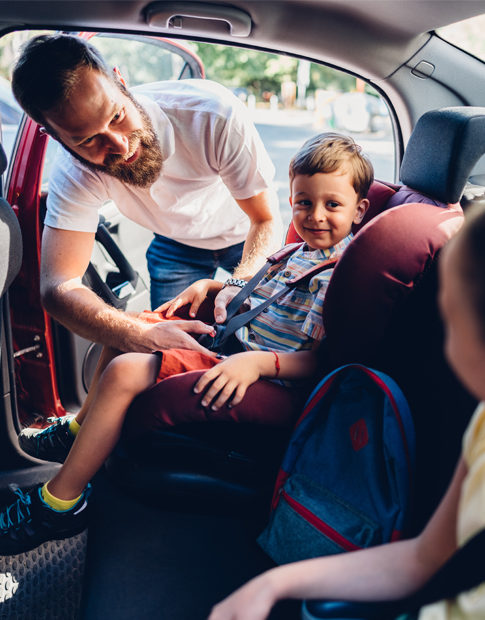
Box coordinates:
[0,133,372,555]
[206,205,485,620]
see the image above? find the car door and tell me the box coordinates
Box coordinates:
[6,34,204,427]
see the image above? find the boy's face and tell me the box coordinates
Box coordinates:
[290,170,369,251]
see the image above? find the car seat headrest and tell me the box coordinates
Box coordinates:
[322,202,463,368]
[401,107,485,205]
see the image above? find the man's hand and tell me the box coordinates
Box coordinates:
[213,285,244,324]
[146,320,217,355]
[156,279,222,318]
[40,227,219,354]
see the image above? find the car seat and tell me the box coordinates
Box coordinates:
[0,143,25,470]
[106,107,482,530]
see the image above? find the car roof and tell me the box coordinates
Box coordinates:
[2,0,485,80]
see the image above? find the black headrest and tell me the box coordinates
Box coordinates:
[400,107,485,205]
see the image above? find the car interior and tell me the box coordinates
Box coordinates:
[2,1,485,619]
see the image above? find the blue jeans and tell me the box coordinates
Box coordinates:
[146,234,245,309]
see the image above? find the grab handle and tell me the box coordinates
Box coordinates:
[146,2,252,37]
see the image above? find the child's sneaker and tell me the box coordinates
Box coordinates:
[0,483,91,556]
[18,415,77,463]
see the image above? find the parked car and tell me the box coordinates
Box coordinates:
[1,2,485,620]
[331,91,390,133]
[0,74,22,159]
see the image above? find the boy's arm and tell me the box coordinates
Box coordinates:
[194,351,318,410]
[208,457,467,620]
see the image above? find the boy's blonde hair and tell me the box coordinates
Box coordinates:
[289,133,374,200]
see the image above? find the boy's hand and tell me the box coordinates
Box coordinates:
[156,279,223,318]
[193,352,265,410]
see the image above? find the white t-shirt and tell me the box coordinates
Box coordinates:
[46,79,276,250]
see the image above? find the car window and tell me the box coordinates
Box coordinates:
[0,75,22,161]
[438,14,485,62]
[189,42,395,231]
[87,33,204,85]
[0,31,55,162]
[9,32,396,286]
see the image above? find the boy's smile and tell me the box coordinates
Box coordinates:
[290,170,368,251]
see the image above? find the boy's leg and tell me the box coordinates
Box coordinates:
[17,345,124,462]
[124,370,310,438]
[47,352,161,501]
[75,345,124,425]
[0,352,161,555]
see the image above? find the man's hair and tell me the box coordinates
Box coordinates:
[12,34,117,127]
[289,132,374,200]
[458,204,485,342]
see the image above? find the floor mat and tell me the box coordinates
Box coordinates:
[0,531,87,619]
[81,471,300,619]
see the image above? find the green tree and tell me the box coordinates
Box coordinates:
[191,42,362,100]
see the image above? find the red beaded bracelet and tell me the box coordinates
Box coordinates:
[272,351,281,378]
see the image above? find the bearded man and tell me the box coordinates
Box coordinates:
[12,34,282,354]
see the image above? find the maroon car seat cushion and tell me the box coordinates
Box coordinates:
[322,202,464,366]
[124,369,311,441]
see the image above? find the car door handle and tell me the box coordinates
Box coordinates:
[146,2,252,37]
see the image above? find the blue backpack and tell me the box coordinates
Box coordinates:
[257,364,416,565]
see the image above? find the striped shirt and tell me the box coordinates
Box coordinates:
[236,234,353,354]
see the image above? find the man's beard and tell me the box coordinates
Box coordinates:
[63,93,164,188]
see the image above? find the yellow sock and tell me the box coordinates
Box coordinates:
[68,418,81,436]
[41,483,81,512]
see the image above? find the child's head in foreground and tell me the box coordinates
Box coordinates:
[289,133,374,251]
[439,204,485,403]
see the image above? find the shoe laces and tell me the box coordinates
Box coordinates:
[0,484,32,531]
[38,417,67,449]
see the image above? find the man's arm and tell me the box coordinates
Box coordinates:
[233,188,283,279]
[41,226,216,353]
[213,187,283,323]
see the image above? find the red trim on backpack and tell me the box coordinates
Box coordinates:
[282,489,361,552]
[271,470,291,512]
[293,374,339,432]
[391,530,402,542]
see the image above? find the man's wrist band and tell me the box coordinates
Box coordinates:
[222,278,246,290]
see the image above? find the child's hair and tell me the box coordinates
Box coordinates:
[457,203,485,341]
[289,133,374,200]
